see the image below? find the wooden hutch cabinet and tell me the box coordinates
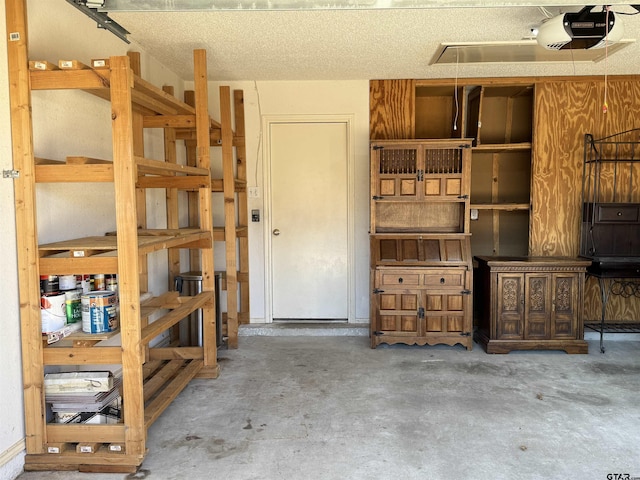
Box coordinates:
[370,140,474,349]
[474,256,591,354]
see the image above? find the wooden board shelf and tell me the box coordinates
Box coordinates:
[29,66,196,117]
[38,229,212,259]
[471,203,530,211]
[472,142,532,152]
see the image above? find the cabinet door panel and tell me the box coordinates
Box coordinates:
[425,315,465,333]
[377,292,419,335]
[551,273,579,338]
[525,274,551,339]
[496,274,524,339]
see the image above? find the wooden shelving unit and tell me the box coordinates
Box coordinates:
[178,88,249,349]
[6,1,232,471]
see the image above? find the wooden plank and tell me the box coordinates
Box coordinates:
[148,347,203,361]
[135,156,209,176]
[220,85,239,347]
[142,360,164,379]
[133,75,195,116]
[66,156,112,164]
[43,347,122,365]
[183,91,202,273]
[193,49,217,366]
[58,59,89,70]
[29,69,109,91]
[472,142,532,152]
[137,231,211,255]
[140,292,212,345]
[39,257,118,276]
[6,0,46,454]
[471,203,530,211]
[143,114,196,129]
[80,463,137,474]
[91,58,110,69]
[143,359,184,402]
[35,164,114,182]
[163,85,181,325]
[110,55,146,458]
[136,175,210,189]
[47,422,124,444]
[491,151,500,254]
[235,89,251,325]
[144,360,203,428]
[29,60,58,70]
[127,51,150,368]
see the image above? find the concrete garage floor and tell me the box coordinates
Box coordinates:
[18,334,640,480]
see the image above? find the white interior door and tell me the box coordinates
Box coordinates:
[269,121,348,320]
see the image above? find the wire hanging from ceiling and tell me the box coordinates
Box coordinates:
[453,48,459,132]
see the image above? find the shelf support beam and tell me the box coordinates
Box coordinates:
[5,0,46,455]
[110,54,146,458]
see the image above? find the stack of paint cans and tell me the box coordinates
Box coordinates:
[40,274,119,334]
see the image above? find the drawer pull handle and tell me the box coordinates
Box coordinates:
[440,278,445,284]
[617,211,622,216]
[398,277,403,284]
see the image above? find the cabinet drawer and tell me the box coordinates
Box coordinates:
[376,268,467,288]
[597,204,639,222]
[423,271,465,287]
[379,272,421,286]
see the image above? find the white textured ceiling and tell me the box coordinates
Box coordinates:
[106,4,640,81]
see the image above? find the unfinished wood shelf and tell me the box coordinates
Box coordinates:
[7,1,232,468]
[182,88,250,348]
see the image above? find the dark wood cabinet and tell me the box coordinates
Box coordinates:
[474,256,591,354]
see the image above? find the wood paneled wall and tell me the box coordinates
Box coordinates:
[369,80,415,140]
[532,78,640,322]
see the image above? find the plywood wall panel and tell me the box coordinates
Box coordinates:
[531,81,599,257]
[370,79,415,140]
[534,79,640,322]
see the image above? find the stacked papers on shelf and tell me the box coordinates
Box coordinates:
[45,371,113,394]
[46,377,121,413]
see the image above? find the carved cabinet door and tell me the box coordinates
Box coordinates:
[496,273,525,340]
[549,273,580,339]
[524,273,552,340]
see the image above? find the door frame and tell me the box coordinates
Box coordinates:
[262,114,356,324]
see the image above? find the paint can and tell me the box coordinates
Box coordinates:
[92,274,106,291]
[59,274,77,291]
[105,274,118,293]
[81,291,118,334]
[40,275,59,295]
[64,289,82,324]
[41,292,67,333]
[79,275,92,294]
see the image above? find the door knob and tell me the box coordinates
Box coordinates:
[273,229,280,236]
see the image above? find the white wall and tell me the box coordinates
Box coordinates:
[196,80,371,322]
[0,1,187,478]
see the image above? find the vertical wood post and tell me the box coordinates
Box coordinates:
[109,55,145,456]
[193,49,218,368]
[220,86,238,348]
[5,0,45,454]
